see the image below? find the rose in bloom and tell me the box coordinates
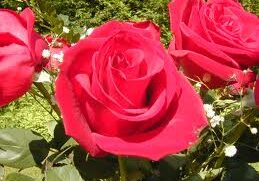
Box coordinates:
[0,8,47,106]
[55,21,207,160]
[168,0,258,89]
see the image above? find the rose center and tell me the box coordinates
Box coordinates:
[219,15,240,35]
[112,53,130,69]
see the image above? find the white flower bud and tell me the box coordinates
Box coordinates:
[17,7,22,11]
[52,52,64,63]
[207,110,216,119]
[42,49,51,59]
[63,26,70,34]
[34,71,51,83]
[210,115,224,128]
[224,145,237,157]
[203,104,213,112]
[250,127,258,135]
[86,28,94,36]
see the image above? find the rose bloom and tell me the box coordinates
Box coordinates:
[168,0,258,89]
[0,8,47,106]
[55,21,207,160]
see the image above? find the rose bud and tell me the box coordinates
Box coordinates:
[0,8,47,106]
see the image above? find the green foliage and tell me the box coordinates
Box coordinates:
[5,172,35,181]
[0,128,49,169]
[0,95,52,140]
[1,0,258,45]
[46,165,84,181]
[1,0,171,44]
[222,159,259,181]
[240,0,259,15]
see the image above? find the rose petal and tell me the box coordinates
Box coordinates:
[0,9,28,44]
[0,42,33,106]
[168,0,204,49]
[55,74,102,156]
[93,73,207,161]
[90,20,160,41]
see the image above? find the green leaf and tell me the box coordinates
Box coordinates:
[60,138,78,150]
[0,128,49,169]
[236,129,259,162]
[58,14,70,26]
[47,121,58,138]
[5,172,35,181]
[48,122,69,149]
[73,147,117,179]
[46,165,84,181]
[249,162,259,173]
[222,159,259,181]
[182,175,203,181]
[158,154,187,181]
[124,157,152,181]
[0,165,4,180]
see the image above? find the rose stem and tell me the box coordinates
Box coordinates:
[118,156,128,181]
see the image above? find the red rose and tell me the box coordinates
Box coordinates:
[255,79,259,106]
[168,0,258,89]
[0,8,47,106]
[55,21,207,160]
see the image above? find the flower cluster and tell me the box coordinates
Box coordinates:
[0,0,258,163]
[204,104,225,128]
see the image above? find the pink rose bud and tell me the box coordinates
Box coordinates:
[0,8,47,106]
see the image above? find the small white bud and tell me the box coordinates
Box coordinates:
[34,71,51,83]
[207,110,216,119]
[250,127,258,135]
[42,49,51,59]
[204,104,213,112]
[80,34,86,40]
[224,145,237,157]
[17,7,22,11]
[52,52,64,63]
[86,28,94,36]
[63,26,70,34]
[210,115,224,128]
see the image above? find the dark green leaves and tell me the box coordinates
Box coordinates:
[73,147,117,180]
[46,165,84,181]
[222,159,259,181]
[0,128,49,169]
[158,154,187,181]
